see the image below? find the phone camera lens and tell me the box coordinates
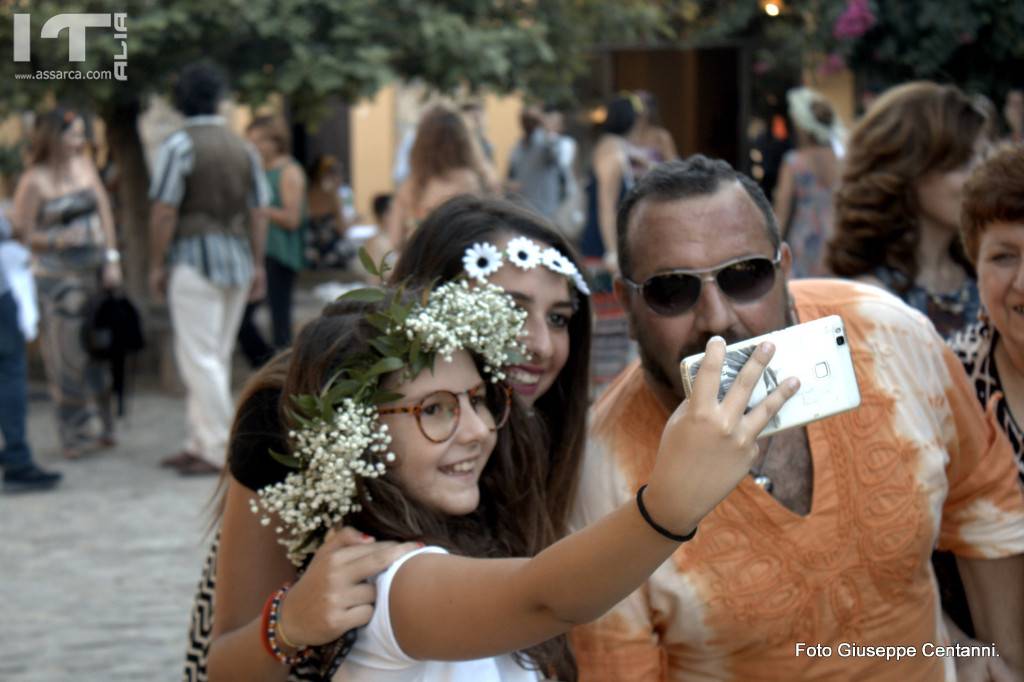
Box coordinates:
[836,335,846,346]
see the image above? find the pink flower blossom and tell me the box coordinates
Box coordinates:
[833,0,877,41]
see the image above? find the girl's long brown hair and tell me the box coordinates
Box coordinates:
[391,195,592,542]
[828,81,986,290]
[283,297,576,679]
[209,350,293,526]
[408,105,488,203]
[29,108,77,168]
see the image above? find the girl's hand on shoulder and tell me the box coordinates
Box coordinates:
[278,527,420,648]
[646,337,799,535]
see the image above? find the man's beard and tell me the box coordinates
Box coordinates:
[637,329,748,403]
[633,287,795,403]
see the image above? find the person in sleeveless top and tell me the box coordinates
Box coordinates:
[773,87,843,278]
[828,82,990,338]
[11,108,121,459]
[304,156,357,272]
[581,95,637,272]
[148,62,270,476]
[627,91,678,170]
[385,105,496,250]
[236,115,307,367]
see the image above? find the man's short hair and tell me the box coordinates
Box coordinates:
[616,155,781,278]
[174,61,226,117]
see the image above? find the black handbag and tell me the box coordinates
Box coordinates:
[82,291,144,359]
[82,292,145,415]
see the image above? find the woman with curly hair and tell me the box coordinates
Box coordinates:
[936,146,1024,674]
[827,81,989,337]
[385,105,496,249]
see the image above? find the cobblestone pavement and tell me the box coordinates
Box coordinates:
[1,387,218,681]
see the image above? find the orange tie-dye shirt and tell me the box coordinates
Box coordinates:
[570,280,1024,682]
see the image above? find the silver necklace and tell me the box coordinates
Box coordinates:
[750,436,774,493]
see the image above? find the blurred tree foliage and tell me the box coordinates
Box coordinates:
[0,0,673,296]
[681,0,1024,98]
[0,0,674,126]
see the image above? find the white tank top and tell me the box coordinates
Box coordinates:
[333,545,543,682]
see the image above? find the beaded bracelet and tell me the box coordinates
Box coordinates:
[260,583,313,666]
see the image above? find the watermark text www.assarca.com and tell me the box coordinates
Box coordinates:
[12,13,127,82]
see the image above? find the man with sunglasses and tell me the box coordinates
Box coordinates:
[570,156,1024,681]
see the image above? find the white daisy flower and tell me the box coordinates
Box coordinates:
[541,247,578,277]
[573,272,591,296]
[505,237,542,271]
[463,242,503,282]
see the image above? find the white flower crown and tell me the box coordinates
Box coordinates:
[462,237,591,296]
[251,279,527,566]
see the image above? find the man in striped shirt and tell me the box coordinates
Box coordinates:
[148,61,269,476]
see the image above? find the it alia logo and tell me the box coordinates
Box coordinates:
[12,13,127,81]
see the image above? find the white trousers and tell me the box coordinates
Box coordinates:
[168,264,249,466]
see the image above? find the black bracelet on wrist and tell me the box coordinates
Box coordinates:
[636,484,698,543]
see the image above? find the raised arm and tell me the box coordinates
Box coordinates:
[388,339,798,661]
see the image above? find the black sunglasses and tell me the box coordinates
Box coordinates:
[623,250,782,316]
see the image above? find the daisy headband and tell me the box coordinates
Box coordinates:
[252,253,528,566]
[462,237,591,296]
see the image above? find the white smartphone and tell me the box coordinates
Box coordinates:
[679,315,862,439]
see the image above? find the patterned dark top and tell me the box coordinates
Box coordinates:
[948,320,1024,483]
[873,265,980,340]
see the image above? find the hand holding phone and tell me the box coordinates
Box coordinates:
[643,337,801,536]
[679,315,861,439]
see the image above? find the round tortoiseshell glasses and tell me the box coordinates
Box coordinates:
[378,383,512,443]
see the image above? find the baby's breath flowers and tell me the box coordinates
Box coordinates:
[251,256,529,566]
[404,280,527,382]
[251,400,394,565]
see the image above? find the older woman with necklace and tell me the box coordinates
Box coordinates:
[939,146,1024,670]
[951,144,1024,485]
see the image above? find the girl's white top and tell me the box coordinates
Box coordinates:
[333,545,543,682]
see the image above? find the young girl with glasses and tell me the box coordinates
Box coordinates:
[193,199,591,680]
[391,195,593,538]
[209,278,797,681]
